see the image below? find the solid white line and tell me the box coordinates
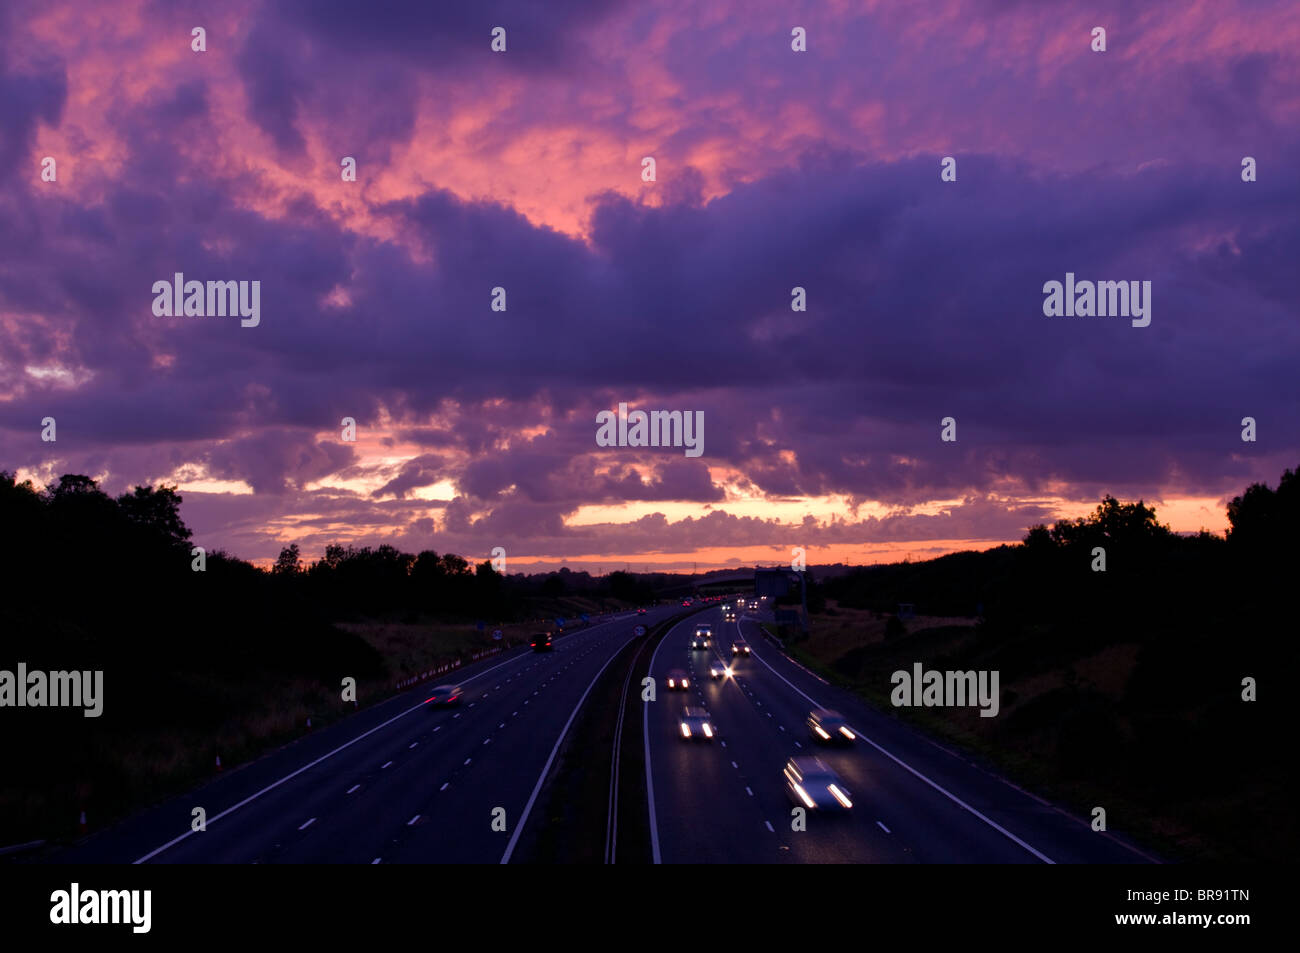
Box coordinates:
[346,784,360,794]
[745,642,1056,864]
[502,628,641,864]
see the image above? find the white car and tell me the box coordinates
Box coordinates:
[679,707,715,740]
[784,756,853,811]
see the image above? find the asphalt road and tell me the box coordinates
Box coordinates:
[41,601,1159,864]
[645,606,1158,864]
[46,609,670,864]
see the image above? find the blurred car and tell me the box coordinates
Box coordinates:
[784,756,853,811]
[731,639,751,656]
[531,632,554,652]
[807,709,855,744]
[637,608,647,615]
[681,599,693,607]
[708,657,732,680]
[691,625,713,649]
[679,706,715,740]
[665,668,690,690]
[425,685,463,706]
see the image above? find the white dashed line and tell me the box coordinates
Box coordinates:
[346,784,360,794]
[407,815,420,826]
[371,858,381,864]
[298,818,316,831]
[381,761,393,769]
[877,821,891,833]
[745,787,754,796]
[731,760,739,768]
[498,722,505,728]
[765,821,775,832]
[483,738,492,745]
[464,758,472,765]
[409,742,419,749]
[794,741,802,748]
[434,726,442,732]
[440,782,450,791]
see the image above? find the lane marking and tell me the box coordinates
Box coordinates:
[745,787,754,797]
[440,782,449,792]
[298,817,316,831]
[407,815,420,826]
[877,820,891,833]
[408,742,419,749]
[765,821,775,832]
[381,761,393,769]
[346,784,360,794]
[503,629,643,864]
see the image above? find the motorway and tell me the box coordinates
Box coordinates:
[645,606,1157,864]
[42,601,1159,864]
[47,609,672,864]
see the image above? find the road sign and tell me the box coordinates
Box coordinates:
[633,624,647,637]
[492,630,503,641]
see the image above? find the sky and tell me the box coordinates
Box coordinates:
[1,0,1297,572]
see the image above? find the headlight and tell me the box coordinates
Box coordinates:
[840,726,855,740]
[813,725,831,740]
[828,784,853,808]
[702,723,713,737]
[682,679,689,687]
[792,783,816,809]
[667,679,675,687]
[680,723,691,737]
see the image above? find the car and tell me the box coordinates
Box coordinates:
[679,706,715,740]
[807,708,855,744]
[731,639,751,656]
[708,657,732,680]
[637,608,647,615]
[425,684,463,706]
[783,756,853,811]
[531,632,554,652]
[691,625,713,649]
[681,599,692,607]
[665,668,690,690]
